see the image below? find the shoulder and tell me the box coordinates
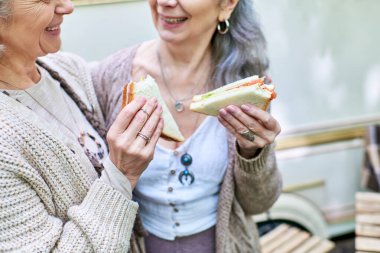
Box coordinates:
[40,51,87,69]
[97,44,141,73]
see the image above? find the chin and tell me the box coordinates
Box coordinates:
[40,42,62,55]
[158,32,185,45]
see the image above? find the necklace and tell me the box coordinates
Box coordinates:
[0,62,106,174]
[178,113,202,186]
[156,50,210,113]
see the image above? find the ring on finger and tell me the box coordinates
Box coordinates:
[239,129,256,142]
[140,108,150,117]
[137,132,151,144]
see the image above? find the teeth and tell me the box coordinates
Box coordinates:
[164,17,187,24]
[46,26,59,31]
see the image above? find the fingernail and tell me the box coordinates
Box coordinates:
[226,105,236,113]
[219,109,227,116]
[151,97,158,104]
[157,104,162,112]
[241,104,250,111]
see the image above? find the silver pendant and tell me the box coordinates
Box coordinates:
[179,169,195,185]
[174,101,184,112]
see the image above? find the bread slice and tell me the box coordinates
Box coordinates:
[190,76,276,116]
[122,75,185,142]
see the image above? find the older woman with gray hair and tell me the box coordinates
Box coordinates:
[0,0,164,252]
[92,0,282,252]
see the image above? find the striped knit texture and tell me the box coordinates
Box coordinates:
[92,44,283,253]
[0,53,138,252]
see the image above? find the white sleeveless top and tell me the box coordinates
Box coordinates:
[134,116,229,240]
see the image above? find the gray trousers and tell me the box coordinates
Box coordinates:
[145,226,216,253]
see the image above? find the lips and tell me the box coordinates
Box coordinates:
[45,21,62,32]
[160,15,188,24]
[45,26,60,32]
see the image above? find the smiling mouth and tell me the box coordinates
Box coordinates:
[162,17,188,24]
[45,25,60,32]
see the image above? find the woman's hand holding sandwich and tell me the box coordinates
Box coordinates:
[218,104,281,159]
[107,96,164,188]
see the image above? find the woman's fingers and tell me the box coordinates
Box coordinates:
[134,104,163,147]
[218,104,281,150]
[123,98,158,140]
[241,104,280,133]
[218,115,268,148]
[108,96,147,136]
[146,117,164,150]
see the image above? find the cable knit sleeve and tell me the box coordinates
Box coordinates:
[233,143,282,215]
[0,134,138,252]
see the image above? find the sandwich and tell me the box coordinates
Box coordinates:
[122,75,185,142]
[189,75,276,116]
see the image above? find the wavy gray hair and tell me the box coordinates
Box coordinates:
[212,0,268,88]
[0,0,11,55]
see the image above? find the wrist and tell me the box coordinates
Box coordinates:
[237,143,261,159]
[125,175,139,189]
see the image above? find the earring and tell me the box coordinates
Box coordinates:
[217,19,230,35]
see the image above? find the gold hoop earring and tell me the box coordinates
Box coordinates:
[217,19,230,35]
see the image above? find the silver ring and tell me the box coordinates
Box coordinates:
[140,108,150,117]
[137,132,151,144]
[239,129,256,142]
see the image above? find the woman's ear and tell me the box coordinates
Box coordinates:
[218,0,240,22]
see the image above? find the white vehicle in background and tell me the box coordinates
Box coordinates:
[255,115,380,239]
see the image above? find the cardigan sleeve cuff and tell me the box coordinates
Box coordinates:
[100,156,133,200]
[235,142,272,175]
[68,179,138,231]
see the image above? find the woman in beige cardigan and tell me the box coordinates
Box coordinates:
[92,0,282,252]
[0,0,163,252]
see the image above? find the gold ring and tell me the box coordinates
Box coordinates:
[137,132,151,144]
[239,129,256,142]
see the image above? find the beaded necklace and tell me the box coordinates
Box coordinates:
[177,113,202,186]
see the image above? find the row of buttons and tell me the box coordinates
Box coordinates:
[171,151,180,226]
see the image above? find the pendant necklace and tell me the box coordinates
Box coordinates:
[156,50,210,113]
[178,113,202,186]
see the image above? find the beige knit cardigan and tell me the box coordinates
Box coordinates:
[92,45,283,253]
[0,53,138,252]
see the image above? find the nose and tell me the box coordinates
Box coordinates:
[156,0,178,7]
[56,0,74,15]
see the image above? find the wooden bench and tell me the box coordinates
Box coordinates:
[356,192,380,252]
[260,224,335,253]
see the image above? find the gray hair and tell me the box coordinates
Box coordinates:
[212,0,269,88]
[0,0,11,56]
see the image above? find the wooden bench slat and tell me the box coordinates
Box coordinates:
[309,240,335,253]
[260,224,290,247]
[356,237,380,251]
[356,202,380,213]
[272,231,310,253]
[292,236,322,253]
[262,227,299,253]
[356,192,380,204]
[356,223,380,237]
[357,214,380,226]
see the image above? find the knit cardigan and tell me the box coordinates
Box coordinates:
[92,45,283,253]
[0,53,138,252]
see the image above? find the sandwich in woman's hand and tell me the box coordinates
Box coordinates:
[189,75,276,116]
[122,75,185,142]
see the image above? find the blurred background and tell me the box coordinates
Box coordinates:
[62,0,380,251]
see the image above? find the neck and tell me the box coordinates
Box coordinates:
[0,54,40,90]
[157,37,213,76]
